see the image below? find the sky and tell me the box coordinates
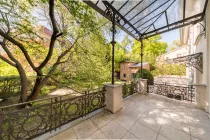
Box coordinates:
[160,29,180,47]
[114,28,180,52]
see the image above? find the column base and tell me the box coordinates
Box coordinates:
[104,84,123,113]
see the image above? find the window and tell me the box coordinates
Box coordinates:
[123,74,126,78]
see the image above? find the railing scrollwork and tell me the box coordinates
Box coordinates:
[173,52,203,73]
[148,83,195,102]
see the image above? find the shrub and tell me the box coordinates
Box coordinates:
[40,86,57,96]
[151,63,186,76]
[133,69,154,85]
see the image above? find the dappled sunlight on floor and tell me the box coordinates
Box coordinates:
[48,93,210,140]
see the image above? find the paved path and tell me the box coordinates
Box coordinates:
[49,87,82,96]
[49,94,210,140]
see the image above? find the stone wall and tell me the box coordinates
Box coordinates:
[154,76,189,85]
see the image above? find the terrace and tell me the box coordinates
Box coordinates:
[0,0,210,139]
[46,93,210,140]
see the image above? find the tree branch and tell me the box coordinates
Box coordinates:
[0,39,20,65]
[0,54,16,67]
[0,29,37,71]
[38,0,62,69]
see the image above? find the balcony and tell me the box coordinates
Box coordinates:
[47,93,210,140]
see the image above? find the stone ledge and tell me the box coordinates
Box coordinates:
[104,84,123,88]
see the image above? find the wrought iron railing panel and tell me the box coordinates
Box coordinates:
[0,89,105,140]
[173,52,203,73]
[122,82,138,98]
[148,83,195,102]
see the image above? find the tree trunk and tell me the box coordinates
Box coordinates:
[26,76,43,101]
[16,63,28,103]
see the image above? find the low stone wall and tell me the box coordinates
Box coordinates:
[154,76,189,85]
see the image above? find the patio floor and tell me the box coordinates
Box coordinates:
[48,94,210,140]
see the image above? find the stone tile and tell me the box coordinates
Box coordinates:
[90,111,112,128]
[73,119,98,139]
[123,109,143,121]
[159,124,191,140]
[123,99,136,110]
[138,114,163,132]
[156,134,170,140]
[129,121,158,140]
[190,123,210,140]
[86,130,107,139]
[132,104,150,114]
[48,128,77,140]
[145,107,169,117]
[114,114,136,130]
[191,136,201,140]
[189,116,210,126]
[104,109,123,120]
[188,108,208,118]
[121,131,138,139]
[101,120,127,139]
[162,117,190,134]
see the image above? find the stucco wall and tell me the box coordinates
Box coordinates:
[206,1,210,113]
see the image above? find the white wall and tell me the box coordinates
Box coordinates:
[194,1,210,112]
[160,47,189,60]
[206,1,210,113]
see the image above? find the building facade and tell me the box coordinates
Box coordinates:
[179,0,210,113]
[120,62,150,82]
[157,46,189,61]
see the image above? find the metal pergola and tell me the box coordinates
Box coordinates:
[83,0,209,84]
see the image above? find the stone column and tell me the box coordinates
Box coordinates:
[104,84,123,113]
[137,78,148,94]
[193,84,207,110]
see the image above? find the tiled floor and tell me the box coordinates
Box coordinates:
[49,94,210,140]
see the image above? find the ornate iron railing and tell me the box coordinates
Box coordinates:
[0,88,105,140]
[122,82,138,98]
[148,83,195,102]
[173,52,203,73]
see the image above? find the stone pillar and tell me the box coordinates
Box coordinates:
[104,84,123,113]
[194,84,207,110]
[137,78,148,94]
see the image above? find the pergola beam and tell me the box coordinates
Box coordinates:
[144,13,203,37]
[124,0,144,17]
[132,0,171,27]
[165,11,169,30]
[83,1,138,40]
[142,0,176,34]
[183,0,186,19]
[84,0,208,40]
[118,0,129,11]
[202,0,209,19]
[128,0,158,22]
[102,1,142,37]
[145,16,202,38]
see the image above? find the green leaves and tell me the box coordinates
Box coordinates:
[131,35,167,65]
